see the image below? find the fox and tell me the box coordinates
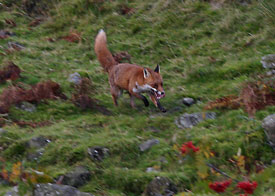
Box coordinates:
[94,30,166,112]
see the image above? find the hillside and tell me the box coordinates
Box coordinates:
[0,0,274,195]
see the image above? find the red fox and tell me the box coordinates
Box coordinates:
[94,30,166,112]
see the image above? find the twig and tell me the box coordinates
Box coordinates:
[206,163,239,183]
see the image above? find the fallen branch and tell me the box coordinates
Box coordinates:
[206,163,239,183]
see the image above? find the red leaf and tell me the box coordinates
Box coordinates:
[209,180,232,193]
[237,181,258,194]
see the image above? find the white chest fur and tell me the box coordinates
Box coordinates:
[133,82,155,93]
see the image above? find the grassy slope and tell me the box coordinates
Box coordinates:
[0,0,275,195]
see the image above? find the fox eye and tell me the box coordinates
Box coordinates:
[154,84,158,88]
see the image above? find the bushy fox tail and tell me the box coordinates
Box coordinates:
[94,30,117,72]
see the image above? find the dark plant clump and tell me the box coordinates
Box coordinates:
[0,80,67,114]
[71,78,111,115]
[0,62,21,83]
[205,77,275,116]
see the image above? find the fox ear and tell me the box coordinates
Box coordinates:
[143,68,150,78]
[154,64,160,73]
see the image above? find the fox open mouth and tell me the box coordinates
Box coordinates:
[150,88,165,100]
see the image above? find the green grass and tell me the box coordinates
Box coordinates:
[0,0,275,195]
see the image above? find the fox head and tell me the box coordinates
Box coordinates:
[142,64,165,100]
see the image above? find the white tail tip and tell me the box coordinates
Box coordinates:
[99,29,105,34]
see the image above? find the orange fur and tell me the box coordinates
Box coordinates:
[94,30,165,111]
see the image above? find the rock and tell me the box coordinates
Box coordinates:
[139,139,159,152]
[87,146,109,161]
[0,128,6,135]
[146,167,158,173]
[61,166,91,188]
[182,97,195,107]
[272,159,275,164]
[4,186,19,196]
[261,54,275,69]
[266,70,275,76]
[146,126,160,133]
[0,30,15,39]
[262,114,275,148]
[175,112,216,129]
[16,102,36,112]
[68,72,81,85]
[27,136,51,149]
[143,176,177,196]
[34,183,94,196]
[27,148,45,161]
[7,42,25,51]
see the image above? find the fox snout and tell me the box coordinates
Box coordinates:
[159,90,165,96]
[156,90,165,99]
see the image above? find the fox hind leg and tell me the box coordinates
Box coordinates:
[130,94,136,108]
[110,86,122,106]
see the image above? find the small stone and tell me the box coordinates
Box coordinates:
[272,160,275,164]
[205,112,216,119]
[61,166,91,188]
[0,128,6,135]
[146,167,158,173]
[143,177,177,196]
[87,146,109,161]
[34,183,94,196]
[266,70,275,76]
[27,136,51,149]
[175,112,216,129]
[16,102,36,112]
[182,97,195,107]
[146,126,160,133]
[4,186,19,196]
[261,54,275,69]
[0,30,15,39]
[262,114,275,148]
[7,42,25,51]
[27,148,45,161]
[68,72,81,85]
[139,139,159,152]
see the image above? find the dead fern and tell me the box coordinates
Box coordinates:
[14,120,52,128]
[71,78,111,115]
[204,95,241,110]
[205,77,275,116]
[60,31,81,43]
[0,81,67,114]
[0,62,21,83]
[113,51,132,63]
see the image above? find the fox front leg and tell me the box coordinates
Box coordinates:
[149,94,166,113]
[130,92,149,107]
